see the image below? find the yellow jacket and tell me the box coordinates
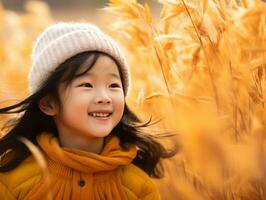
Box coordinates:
[0,132,160,200]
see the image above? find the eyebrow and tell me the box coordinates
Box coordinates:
[80,72,120,79]
[108,73,120,79]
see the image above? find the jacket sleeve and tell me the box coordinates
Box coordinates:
[142,192,161,200]
[140,178,161,200]
[121,164,161,200]
[0,180,16,200]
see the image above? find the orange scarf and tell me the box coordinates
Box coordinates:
[25,132,137,200]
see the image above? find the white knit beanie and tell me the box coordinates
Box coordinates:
[29,22,129,95]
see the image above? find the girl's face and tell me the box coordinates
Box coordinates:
[54,55,125,140]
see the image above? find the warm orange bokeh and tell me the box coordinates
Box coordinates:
[1,0,266,199]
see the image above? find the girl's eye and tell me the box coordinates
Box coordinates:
[78,83,93,88]
[109,83,121,88]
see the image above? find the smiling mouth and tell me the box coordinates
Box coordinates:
[88,112,112,118]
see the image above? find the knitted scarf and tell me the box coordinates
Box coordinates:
[24,132,137,200]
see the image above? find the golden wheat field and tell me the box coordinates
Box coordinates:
[0,0,266,199]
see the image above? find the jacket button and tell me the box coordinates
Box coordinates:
[78,179,85,187]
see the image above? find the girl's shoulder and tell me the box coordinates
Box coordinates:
[0,155,43,199]
[120,164,161,199]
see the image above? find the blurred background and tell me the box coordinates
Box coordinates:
[0,0,266,199]
[1,0,160,23]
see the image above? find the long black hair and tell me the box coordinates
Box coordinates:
[0,51,177,177]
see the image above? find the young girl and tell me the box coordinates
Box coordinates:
[0,22,175,200]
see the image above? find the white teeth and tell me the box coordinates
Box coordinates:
[89,112,111,117]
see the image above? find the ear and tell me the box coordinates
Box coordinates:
[38,94,58,116]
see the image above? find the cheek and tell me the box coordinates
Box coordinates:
[62,96,88,117]
[113,94,125,116]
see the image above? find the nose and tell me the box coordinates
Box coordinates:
[95,91,111,104]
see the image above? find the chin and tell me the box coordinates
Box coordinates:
[90,130,112,138]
